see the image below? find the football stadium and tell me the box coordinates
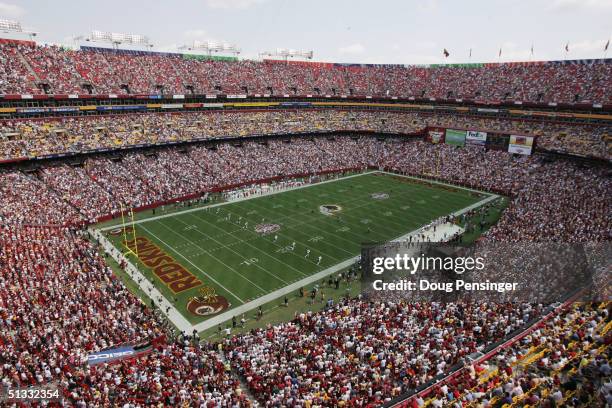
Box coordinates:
[0,1,610,406]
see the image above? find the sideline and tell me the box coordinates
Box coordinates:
[92,171,499,333]
[100,170,494,231]
[99,170,376,231]
[91,228,194,333]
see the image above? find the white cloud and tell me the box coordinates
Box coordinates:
[416,0,439,12]
[415,40,437,49]
[550,0,612,11]
[183,29,211,39]
[570,39,609,53]
[0,2,25,18]
[204,0,268,10]
[496,42,537,61]
[156,43,180,52]
[338,43,365,55]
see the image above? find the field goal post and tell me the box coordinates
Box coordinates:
[119,203,139,258]
[422,148,441,177]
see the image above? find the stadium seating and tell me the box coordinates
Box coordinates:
[1,110,610,161]
[224,300,541,406]
[403,303,611,407]
[1,138,609,239]
[0,41,610,104]
[1,38,610,407]
[0,135,610,406]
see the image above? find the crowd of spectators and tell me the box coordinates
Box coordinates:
[0,42,40,95]
[1,137,609,243]
[68,338,248,406]
[0,225,247,406]
[0,110,424,160]
[224,300,541,406]
[406,303,611,407]
[379,141,611,242]
[1,109,609,160]
[0,133,609,406]
[1,42,611,104]
[0,170,82,225]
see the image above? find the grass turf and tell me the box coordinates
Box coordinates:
[104,172,488,325]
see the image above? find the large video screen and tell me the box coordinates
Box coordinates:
[445,129,466,146]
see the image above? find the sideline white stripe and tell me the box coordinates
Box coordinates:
[93,172,499,333]
[100,170,494,232]
[100,170,376,231]
[90,228,193,333]
[192,193,496,333]
[139,223,246,304]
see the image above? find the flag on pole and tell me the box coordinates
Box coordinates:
[469,48,472,58]
[530,44,534,56]
[443,48,449,57]
[498,48,502,57]
[565,42,569,52]
[605,39,610,51]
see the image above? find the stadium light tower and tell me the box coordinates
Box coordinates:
[87,30,153,50]
[178,40,240,56]
[0,19,38,40]
[259,48,314,63]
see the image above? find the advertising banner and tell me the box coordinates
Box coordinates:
[88,345,137,366]
[161,103,183,109]
[426,127,445,144]
[95,105,146,111]
[87,339,158,366]
[508,135,534,155]
[466,130,487,145]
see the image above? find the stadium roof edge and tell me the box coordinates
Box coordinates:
[264,57,612,68]
[1,37,609,66]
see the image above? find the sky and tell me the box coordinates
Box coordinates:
[1,0,611,64]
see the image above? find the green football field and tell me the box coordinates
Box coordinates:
[100,171,491,328]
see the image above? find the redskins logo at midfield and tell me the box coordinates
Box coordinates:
[319,204,342,216]
[254,223,281,235]
[186,286,230,316]
[370,192,389,200]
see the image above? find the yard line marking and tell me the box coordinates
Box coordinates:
[153,220,275,292]
[179,184,378,248]
[271,192,423,237]
[139,223,248,304]
[195,186,370,259]
[170,216,291,285]
[218,199,366,256]
[100,170,378,231]
[250,193,396,241]
[240,176,480,242]
[93,182,498,333]
[189,211,314,277]
[90,228,193,334]
[197,208,340,271]
[246,198,387,249]
[190,256,361,333]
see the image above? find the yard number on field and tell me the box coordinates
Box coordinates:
[240,258,259,266]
